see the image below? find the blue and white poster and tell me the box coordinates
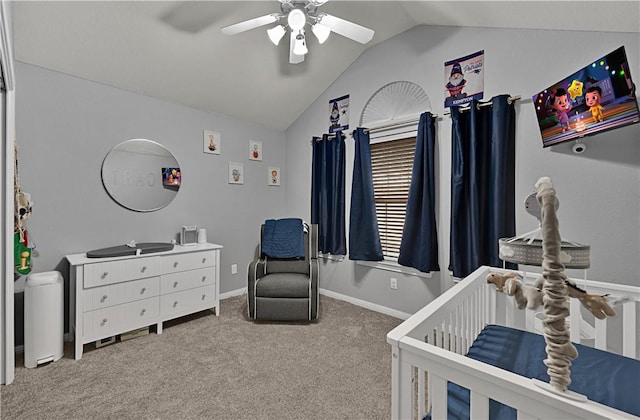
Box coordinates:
[444,50,484,108]
[329,94,350,133]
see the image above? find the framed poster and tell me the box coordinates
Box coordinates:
[203,130,221,154]
[444,50,484,108]
[228,162,244,184]
[329,94,349,133]
[249,140,262,161]
[268,167,280,186]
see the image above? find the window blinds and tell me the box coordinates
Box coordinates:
[370,137,416,259]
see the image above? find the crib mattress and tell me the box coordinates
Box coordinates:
[440,324,640,419]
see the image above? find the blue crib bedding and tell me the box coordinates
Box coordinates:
[428,324,640,419]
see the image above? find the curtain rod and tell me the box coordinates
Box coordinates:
[363,113,440,134]
[311,111,442,143]
[443,95,521,116]
[311,97,521,143]
[311,134,338,143]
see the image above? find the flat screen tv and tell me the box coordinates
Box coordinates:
[162,167,181,187]
[532,46,639,148]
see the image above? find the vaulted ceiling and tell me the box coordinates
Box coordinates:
[12,1,640,131]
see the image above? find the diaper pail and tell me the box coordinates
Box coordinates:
[24,271,64,368]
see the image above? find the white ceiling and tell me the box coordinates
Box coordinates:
[12,1,640,131]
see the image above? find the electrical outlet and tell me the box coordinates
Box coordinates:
[390,278,398,290]
[231,264,238,275]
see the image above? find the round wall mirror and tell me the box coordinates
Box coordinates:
[101,139,181,212]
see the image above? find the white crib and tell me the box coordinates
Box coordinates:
[387,265,640,420]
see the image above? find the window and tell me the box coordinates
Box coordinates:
[370,137,416,259]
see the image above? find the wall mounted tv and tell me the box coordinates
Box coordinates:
[162,167,181,187]
[532,46,639,148]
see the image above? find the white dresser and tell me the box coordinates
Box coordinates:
[66,243,222,360]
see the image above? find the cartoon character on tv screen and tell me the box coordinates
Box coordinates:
[585,85,605,123]
[549,87,573,132]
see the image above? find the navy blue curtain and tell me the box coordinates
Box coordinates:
[397,112,440,273]
[349,128,383,261]
[449,95,517,278]
[311,131,346,255]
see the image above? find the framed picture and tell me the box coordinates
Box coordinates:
[329,94,350,133]
[268,167,280,186]
[203,130,221,154]
[228,162,244,184]
[249,140,262,161]
[444,50,484,108]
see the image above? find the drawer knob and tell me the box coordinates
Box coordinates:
[173,261,178,268]
[101,318,108,326]
[201,294,206,300]
[201,276,206,282]
[141,266,147,272]
[101,272,109,279]
[140,287,146,294]
[141,308,146,315]
[101,295,108,303]
[173,301,178,308]
[173,281,178,288]
[202,257,206,263]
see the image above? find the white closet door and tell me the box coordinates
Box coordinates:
[1,0,16,386]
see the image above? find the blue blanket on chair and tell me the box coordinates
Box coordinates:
[261,218,305,259]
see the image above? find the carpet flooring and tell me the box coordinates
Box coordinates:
[1,295,402,419]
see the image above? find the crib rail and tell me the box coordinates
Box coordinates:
[396,337,637,420]
[387,265,640,420]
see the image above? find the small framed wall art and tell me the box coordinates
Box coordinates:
[228,162,244,184]
[268,167,280,186]
[203,130,221,154]
[249,140,262,161]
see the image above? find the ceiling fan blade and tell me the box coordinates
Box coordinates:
[289,30,305,64]
[221,13,280,35]
[318,13,374,44]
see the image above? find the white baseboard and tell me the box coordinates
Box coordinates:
[319,288,411,320]
[221,287,411,320]
[220,288,247,300]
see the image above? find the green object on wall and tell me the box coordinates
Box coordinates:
[14,231,31,275]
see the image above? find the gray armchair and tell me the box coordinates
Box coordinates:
[247,223,318,321]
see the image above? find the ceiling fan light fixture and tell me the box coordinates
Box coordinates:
[287,8,306,31]
[312,22,330,44]
[267,25,286,45]
[293,31,308,56]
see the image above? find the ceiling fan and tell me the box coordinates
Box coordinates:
[221,0,375,64]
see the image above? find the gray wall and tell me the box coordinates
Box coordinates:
[14,25,640,325]
[285,25,640,315]
[14,63,289,336]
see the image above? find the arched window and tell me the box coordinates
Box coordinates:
[360,81,431,259]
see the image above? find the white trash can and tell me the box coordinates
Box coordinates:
[24,271,64,368]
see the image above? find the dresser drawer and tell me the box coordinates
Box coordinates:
[123,298,160,331]
[83,305,122,342]
[160,285,215,318]
[84,297,159,342]
[161,267,214,295]
[84,256,161,288]
[162,251,215,274]
[83,277,160,312]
